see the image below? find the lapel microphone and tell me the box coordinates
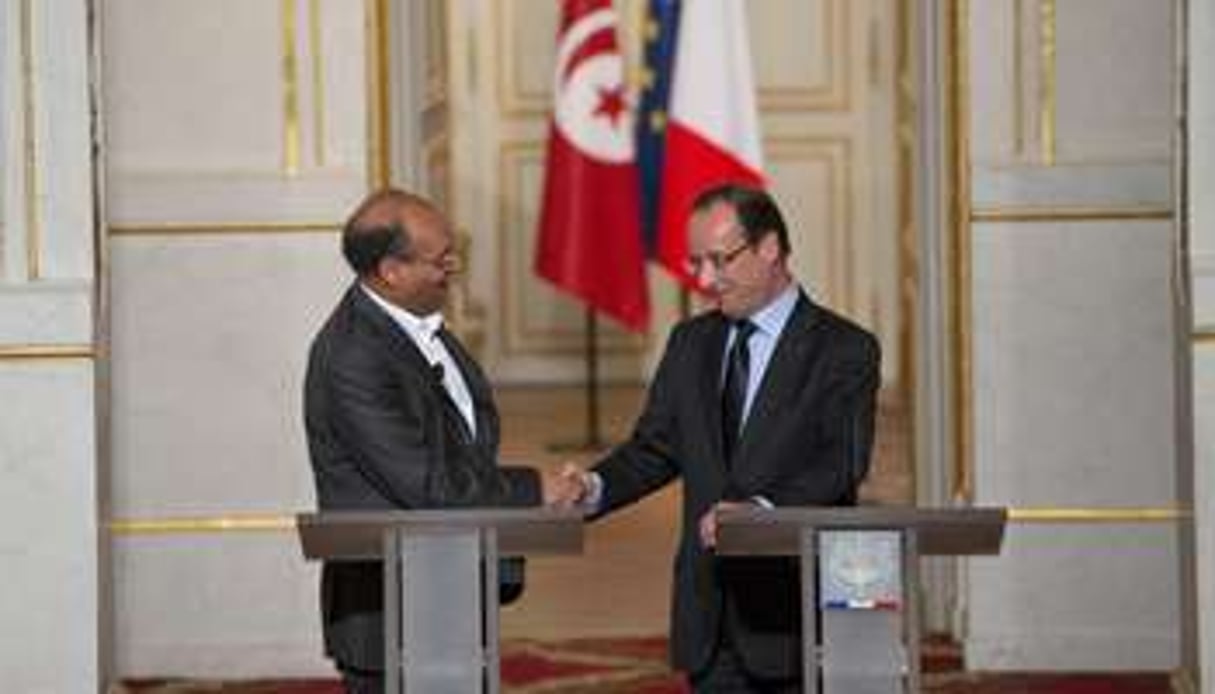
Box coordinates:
[431,362,445,383]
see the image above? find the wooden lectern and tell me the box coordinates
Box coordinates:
[297,508,583,694]
[717,505,1006,694]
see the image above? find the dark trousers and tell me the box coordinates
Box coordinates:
[339,665,383,694]
[689,633,802,693]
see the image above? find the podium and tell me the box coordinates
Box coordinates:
[297,508,583,694]
[717,505,1006,694]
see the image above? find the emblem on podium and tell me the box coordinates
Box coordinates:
[818,530,903,610]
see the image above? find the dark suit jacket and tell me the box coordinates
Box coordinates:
[304,284,541,670]
[591,291,880,679]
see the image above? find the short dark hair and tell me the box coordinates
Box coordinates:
[691,183,790,256]
[339,189,415,276]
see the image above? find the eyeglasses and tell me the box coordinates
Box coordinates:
[394,248,460,271]
[685,238,752,277]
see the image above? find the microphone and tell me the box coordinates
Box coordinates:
[431,362,445,383]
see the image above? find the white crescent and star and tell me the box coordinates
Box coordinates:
[553,8,635,164]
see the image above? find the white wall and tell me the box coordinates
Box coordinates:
[963,0,1180,670]
[0,0,100,691]
[1189,0,1215,687]
[103,0,366,677]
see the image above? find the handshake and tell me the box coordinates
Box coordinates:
[540,463,595,511]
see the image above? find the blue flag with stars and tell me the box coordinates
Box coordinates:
[635,0,681,257]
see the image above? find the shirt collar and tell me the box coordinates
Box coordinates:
[360,283,444,345]
[745,283,800,338]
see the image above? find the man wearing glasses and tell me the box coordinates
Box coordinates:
[561,184,881,692]
[303,188,572,693]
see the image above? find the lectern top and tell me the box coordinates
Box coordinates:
[716,505,1007,557]
[297,507,584,561]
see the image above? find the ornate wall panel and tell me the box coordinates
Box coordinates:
[104,0,369,226]
[767,137,854,314]
[958,0,1181,671]
[750,0,849,110]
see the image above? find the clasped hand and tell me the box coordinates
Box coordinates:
[542,463,591,510]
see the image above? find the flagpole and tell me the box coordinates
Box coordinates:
[584,310,604,448]
[548,308,607,452]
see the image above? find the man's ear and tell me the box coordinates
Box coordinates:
[759,231,782,261]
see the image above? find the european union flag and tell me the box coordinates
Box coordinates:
[635,0,681,257]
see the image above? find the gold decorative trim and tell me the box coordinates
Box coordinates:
[1012,0,1025,155]
[1038,0,1057,165]
[0,344,95,361]
[309,0,326,167]
[21,0,41,280]
[971,206,1174,223]
[948,0,974,503]
[366,0,391,187]
[108,221,339,236]
[1191,331,1215,344]
[894,0,915,487]
[109,514,295,536]
[281,0,302,176]
[106,506,1189,537]
[1007,506,1188,523]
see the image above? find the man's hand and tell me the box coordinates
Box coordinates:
[542,463,590,509]
[698,500,754,549]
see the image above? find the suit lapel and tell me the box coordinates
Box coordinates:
[698,317,730,469]
[735,294,820,462]
[348,286,432,373]
[436,327,497,450]
[349,286,484,447]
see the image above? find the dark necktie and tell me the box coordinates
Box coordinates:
[721,319,757,463]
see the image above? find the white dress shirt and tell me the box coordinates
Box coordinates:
[361,284,477,437]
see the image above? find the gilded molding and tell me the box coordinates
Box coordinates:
[948,0,974,503]
[109,514,295,535]
[0,344,95,361]
[281,0,303,176]
[366,0,391,187]
[1038,0,1057,165]
[310,0,326,167]
[893,0,915,478]
[108,221,339,236]
[1007,506,1188,523]
[104,506,1189,537]
[21,0,41,280]
[1012,0,1025,155]
[970,206,1174,223]
[1191,332,1215,345]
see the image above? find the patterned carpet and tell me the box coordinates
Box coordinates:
[117,635,1174,693]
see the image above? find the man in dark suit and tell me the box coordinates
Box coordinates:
[562,184,880,692]
[304,189,569,694]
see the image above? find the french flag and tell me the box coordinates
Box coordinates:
[653,0,765,288]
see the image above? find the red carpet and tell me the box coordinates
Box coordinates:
[118,636,1173,693]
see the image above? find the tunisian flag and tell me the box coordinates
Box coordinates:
[656,0,765,288]
[535,0,650,331]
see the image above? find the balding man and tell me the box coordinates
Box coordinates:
[304,188,570,693]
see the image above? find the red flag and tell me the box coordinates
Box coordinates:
[535,0,650,331]
[656,0,765,288]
